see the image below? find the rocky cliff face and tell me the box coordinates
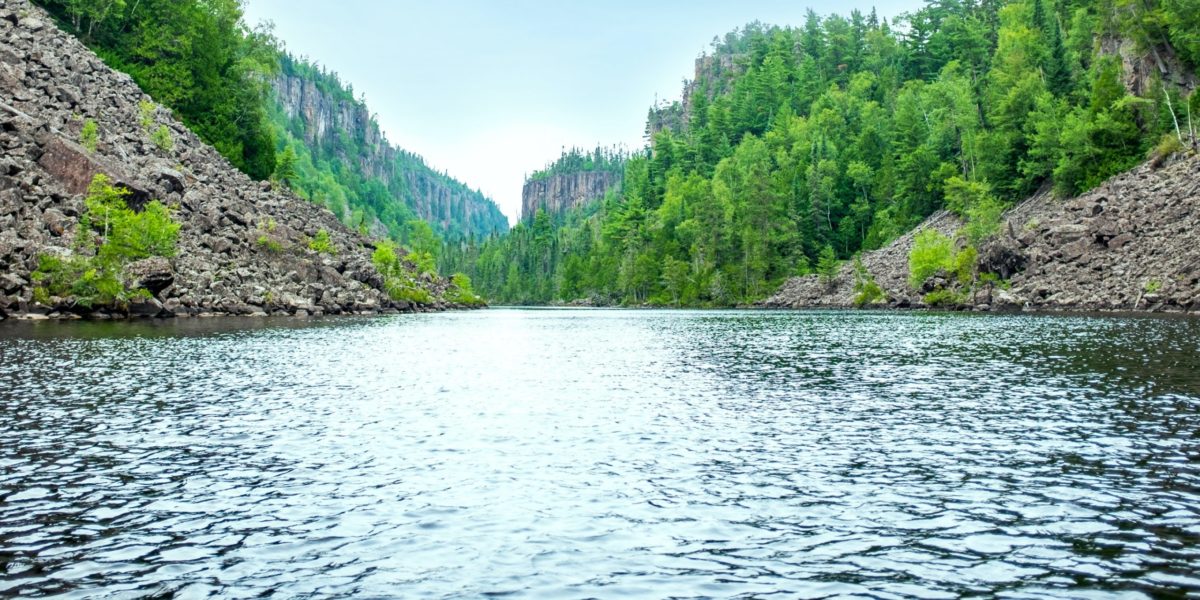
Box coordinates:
[0,0,463,320]
[647,52,741,138]
[763,156,1200,314]
[521,171,621,221]
[272,73,508,238]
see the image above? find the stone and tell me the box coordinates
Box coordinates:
[123,257,174,295]
[1107,233,1135,250]
[127,297,164,318]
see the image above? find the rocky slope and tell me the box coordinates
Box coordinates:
[520,170,621,221]
[272,67,508,239]
[0,0,463,320]
[763,156,1200,314]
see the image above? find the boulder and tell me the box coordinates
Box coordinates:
[122,257,174,295]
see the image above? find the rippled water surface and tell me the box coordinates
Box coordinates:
[1,309,1199,598]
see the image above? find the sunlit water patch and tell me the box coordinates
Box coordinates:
[1,309,1198,597]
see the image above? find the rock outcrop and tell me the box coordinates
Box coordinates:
[763,156,1200,314]
[521,170,621,221]
[0,0,463,320]
[272,72,509,238]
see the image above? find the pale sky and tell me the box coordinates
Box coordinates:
[243,0,918,225]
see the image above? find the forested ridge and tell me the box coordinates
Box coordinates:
[446,0,1199,306]
[31,0,507,249]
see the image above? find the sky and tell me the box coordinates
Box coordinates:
[243,0,919,225]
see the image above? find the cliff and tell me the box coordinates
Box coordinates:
[0,0,466,320]
[521,170,621,221]
[271,59,508,240]
[763,155,1200,314]
[647,50,741,138]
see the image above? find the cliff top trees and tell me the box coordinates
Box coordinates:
[446,0,1196,306]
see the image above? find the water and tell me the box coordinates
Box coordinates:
[1,309,1198,598]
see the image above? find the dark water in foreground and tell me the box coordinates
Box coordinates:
[0,309,1198,598]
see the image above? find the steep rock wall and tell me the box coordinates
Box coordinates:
[521,171,621,221]
[272,74,508,238]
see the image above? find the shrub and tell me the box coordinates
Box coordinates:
[447,273,485,306]
[923,288,962,307]
[152,125,174,152]
[1149,133,1184,163]
[953,245,978,286]
[1144,279,1163,293]
[257,235,283,253]
[32,174,178,308]
[83,175,180,261]
[372,240,435,305]
[80,119,98,153]
[816,245,839,283]
[908,229,956,288]
[307,229,335,255]
[138,100,156,130]
[852,256,886,307]
[31,254,124,308]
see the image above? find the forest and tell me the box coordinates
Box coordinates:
[444,0,1199,306]
[32,0,505,249]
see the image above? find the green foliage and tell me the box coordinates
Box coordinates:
[1144,279,1163,293]
[435,0,1189,306]
[908,229,956,289]
[446,273,485,306]
[923,288,963,307]
[852,257,886,307]
[371,241,435,305]
[31,253,125,308]
[307,229,335,255]
[528,146,628,182]
[80,119,98,152]
[151,125,174,152]
[1149,133,1185,161]
[256,235,282,253]
[138,100,155,131]
[267,54,508,241]
[36,0,279,179]
[32,174,179,308]
[274,144,299,188]
[953,245,978,286]
[816,245,840,284]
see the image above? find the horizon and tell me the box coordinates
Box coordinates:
[242,0,919,225]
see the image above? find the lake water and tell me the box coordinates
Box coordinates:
[1,309,1198,598]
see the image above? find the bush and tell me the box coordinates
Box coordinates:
[923,288,963,307]
[152,125,174,152]
[816,245,839,283]
[372,240,436,305]
[138,100,156,131]
[257,235,283,253]
[32,174,179,308]
[953,245,978,286]
[852,256,886,307]
[1149,133,1184,164]
[908,229,956,288]
[80,119,98,153]
[447,273,485,306]
[307,229,335,254]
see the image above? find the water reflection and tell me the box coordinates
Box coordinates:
[1,309,1198,597]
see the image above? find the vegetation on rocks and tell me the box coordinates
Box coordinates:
[32,0,507,251]
[444,0,1198,307]
[32,175,179,309]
